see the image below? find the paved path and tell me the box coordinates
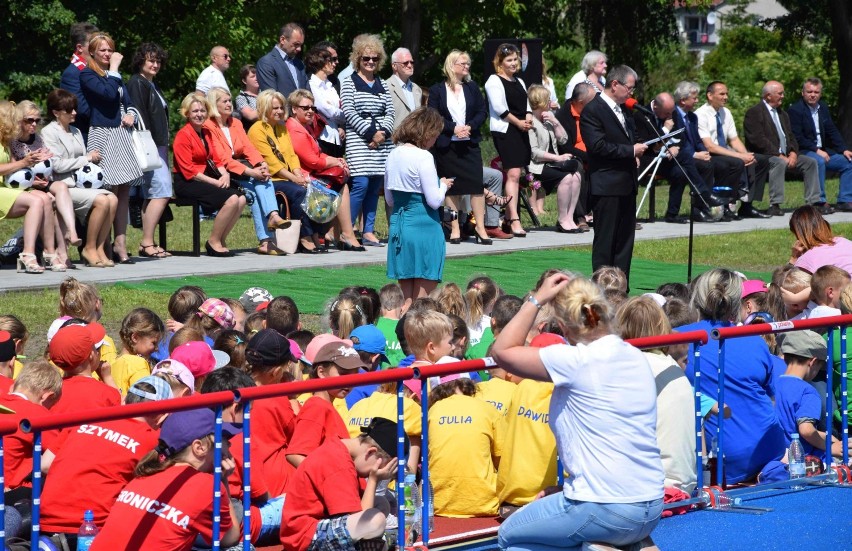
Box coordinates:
[2,211,850,292]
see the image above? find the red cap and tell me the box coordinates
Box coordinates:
[49,323,106,371]
[530,333,566,348]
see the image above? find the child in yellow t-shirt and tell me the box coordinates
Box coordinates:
[476,354,519,415]
[111,308,165,395]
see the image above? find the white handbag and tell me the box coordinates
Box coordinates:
[128,107,162,172]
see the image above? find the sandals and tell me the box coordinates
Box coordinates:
[16,253,44,274]
[139,244,171,258]
[42,253,67,272]
[484,190,511,207]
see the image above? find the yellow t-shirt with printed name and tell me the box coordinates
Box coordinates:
[496,379,558,506]
[110,354,151,395]
[476,377,517,415]
[346,392,422,438]
[429,394,505,517]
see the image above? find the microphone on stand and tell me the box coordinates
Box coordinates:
[624,98,655,118]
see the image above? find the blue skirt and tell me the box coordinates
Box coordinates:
[387,191,445,281]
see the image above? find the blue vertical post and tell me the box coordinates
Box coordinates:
[693,344,703,491]
[242,400,252,551]
[212,405,224,551]
[396,379,405,551]
[420,374,431,546]
[826,331,835,469]
[716,339,726,487]
[0,436,5,549]
[556,456,564,486]
[30,431,42,550]
[841,326,848,464]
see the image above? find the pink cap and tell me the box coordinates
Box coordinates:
[304,334,352,365]
[171,341,230,378]
[742,279,768,298]
[403,378,422,399]
[152,359,196,394]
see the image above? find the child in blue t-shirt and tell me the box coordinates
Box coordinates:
[776,330,843,459]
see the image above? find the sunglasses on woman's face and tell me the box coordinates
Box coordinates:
[295,105,318,112]
[24,117,41,125]
[361,56,379,63]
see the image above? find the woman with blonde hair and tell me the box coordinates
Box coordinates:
[0,100,58,273]
[493,273,663,550]
[171,93,246,257]
[80,33,143,264]
[527,84,583,232]
[427,50,496,245]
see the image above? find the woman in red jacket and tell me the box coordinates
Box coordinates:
[172,93,246,257]
[204,87,289,255]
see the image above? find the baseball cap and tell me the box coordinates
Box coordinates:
[171,341,230,378]
[0,331,15,363]
[246,329,293,367]
[313,341,368,371]
[152,359,196,394]
[402,378,422,399]
[360,417,409,458]
[742,279,768,298]
[304,334,353,365]
[350,324,389,363]
[198,298,236,330]
[289,339,303,362]
[127,376,174,401]
[239,287,273,313]
[46,316,73,343]
[49,322,107,371]
[530,333,566,348]
[642,293,667,308]
[157,408,241,458]
[780,330,828,362]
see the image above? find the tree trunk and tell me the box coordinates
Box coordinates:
[401,0,422,75]
[828,0,852,144]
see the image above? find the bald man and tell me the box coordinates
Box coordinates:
[633,92,720,223]
[196,45,231,95]
[743,80,821,215]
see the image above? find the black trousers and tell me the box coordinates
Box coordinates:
[590,193,636,286]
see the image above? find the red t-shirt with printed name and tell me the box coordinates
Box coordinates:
[90,465,232,551]
[251,397,297,496]
[286,396,349,458]
[40,417,159,532]
[46,376,121,452]
[0,394,50,489]
[280,438,362,551]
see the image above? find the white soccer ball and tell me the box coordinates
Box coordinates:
[6,168,34,189]
[31,158,53,181]
[73,163,105,189]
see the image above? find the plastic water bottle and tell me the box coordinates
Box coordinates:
[422,479,434,533]
[403,473,421,544]
[77,509,98,550]
[788,433,806,489]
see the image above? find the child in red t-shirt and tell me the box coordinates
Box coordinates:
[40,375,171,548]
[0,329,18,392]
[90,408,242,551]
[280,417,408,551]
[286,340,367,468]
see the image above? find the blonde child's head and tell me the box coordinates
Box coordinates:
[379,284,405,318]
[59,277,102,322]
[431,283,466,319]
[12,359,63,408]
[810,265,851,308]
[0,315,28,357]
[404,310,453,362]
[592,266,628,293]
[328,293,366,339]
[550,277,613,344]
[119,308,165,358]
[464,276,499,326]
[167,285,207,324]
[780,267,812,318]
[616,296,672,354]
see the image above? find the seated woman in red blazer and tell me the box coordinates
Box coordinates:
[172,93,246,257]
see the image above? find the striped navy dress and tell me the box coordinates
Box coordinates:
[340,74,395,176]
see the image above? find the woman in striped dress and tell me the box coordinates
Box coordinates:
[80,33,143,264]
[340,34,395,249]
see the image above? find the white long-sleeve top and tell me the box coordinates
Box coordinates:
[484,74,530,134]
[383,144,447,210]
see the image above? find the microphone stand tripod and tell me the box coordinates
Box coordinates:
[636,112,715,283]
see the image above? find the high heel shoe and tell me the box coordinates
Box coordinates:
[449,236,461,245]
[297,243,320,254]
[484,190,512,207]
[112,249,136,264]
[81,251,105,268]
[16,253,44,274]
[43,253,68,272]
[205,241,235,257]
[474,233,493,245]
[502,218,527,238]
[336,239,366,252]
[65,234,83,247]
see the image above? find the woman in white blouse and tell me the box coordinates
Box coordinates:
[385,107,454,308]
[306,45,345,158]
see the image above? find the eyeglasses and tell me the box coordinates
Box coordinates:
[454,61,471,67]
[295,105,318,112]
[361,56,379,63]
[395,60,414,67]
[616,81,636,93]
[24,117,41,125]
[216,53,231,59]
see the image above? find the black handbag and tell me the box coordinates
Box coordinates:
[547,158,580,173]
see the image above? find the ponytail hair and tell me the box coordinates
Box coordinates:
[689,268,742,322]
[59,277,102,321]
[550,277,612,341]
[464,276,498,326]
[328,293,366,339]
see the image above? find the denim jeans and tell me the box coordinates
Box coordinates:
[349,175,383,234]
[802,150,852,203]
[236,177,278,241]
[497,493,663,551]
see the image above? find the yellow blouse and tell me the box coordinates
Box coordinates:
[247,121,301,178]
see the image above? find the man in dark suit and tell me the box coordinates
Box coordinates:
[256,22,308,98]
[59,22,98,139]
[632,92,719,224]
[580,65,647,285]
[744,80,821,215]
[555,82,595,229]
[787,77,852,211]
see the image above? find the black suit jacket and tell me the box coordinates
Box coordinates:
[59,64,90,134]
[554,100,588,163]
[256,47,308,98]
[427,80,487,148]
[743,102,799,156]
[787,99,849,155]
[579,94,637,196]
